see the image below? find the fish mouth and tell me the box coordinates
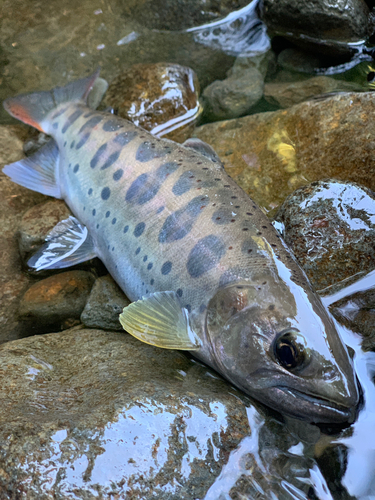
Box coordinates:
[273,386,357,424]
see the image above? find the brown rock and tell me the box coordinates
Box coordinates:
[19,271,95,330]
[194,91,375,215]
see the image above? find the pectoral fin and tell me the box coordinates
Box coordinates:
[28,216,97,270]
[119,291,201,350]
[183,138,222,164]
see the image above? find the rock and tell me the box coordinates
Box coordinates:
[194,91,375,215]
[277,48,331,74]
[23,132,50,157]
[275,180,375,291]
[0,125,46,344]
[81,274,130,331]
[264,76,362,108]
[202,67,264,121]
[19,271,95,331]
[104,63,202,143]
[18,200,72,261]
[0,328,252,498]
[229,50,277,80]
[259,0,370,56]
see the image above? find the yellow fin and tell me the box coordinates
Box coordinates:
[119,291,201,350]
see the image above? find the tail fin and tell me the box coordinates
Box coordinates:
[3,69,107,132]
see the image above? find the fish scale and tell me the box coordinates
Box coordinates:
[2,71,360,424]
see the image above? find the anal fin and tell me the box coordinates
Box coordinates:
[2,139,61,198]
[28,216,97,270]
[119,291,201,350]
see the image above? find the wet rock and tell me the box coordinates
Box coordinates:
[275,180,375,291]
[277,48,331,74]
[81,274,130,331]
[264,76,362,108]
[202,67,264,121]
[19,271,95,330]
[0,328,252,499]
[0,125,46,344]
[194,91,375,214]
[104,62,202,143]
[23,132,50,157]
[229,49,276,80]
[18,200,72,261]
[259,0,370,56]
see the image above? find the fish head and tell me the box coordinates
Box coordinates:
[206,280,360,424]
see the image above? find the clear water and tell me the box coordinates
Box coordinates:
[1,0,375,498]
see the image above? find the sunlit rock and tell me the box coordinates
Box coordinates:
[194,91,375,215]
[104,62,202,143]
[0,328,252,498]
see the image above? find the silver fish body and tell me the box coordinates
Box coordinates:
[3,72,359,423]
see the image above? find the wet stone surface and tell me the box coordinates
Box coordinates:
[275,179,375,291]
[0,328,252,499]
[194,91,375,215]
[104,62,202,143]
[81,274,130,331]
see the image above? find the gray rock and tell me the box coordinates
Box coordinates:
[81,274,130,331]
[277,48,329,74]
[202,67,264,121]
[275,179,375,291]
[264,76,362,108]
[0,125,47,345]
[19,271,95,330]
[18,200,72,261]
[0,328,252,499]
[259,0,370,56]
[229,50,276,80]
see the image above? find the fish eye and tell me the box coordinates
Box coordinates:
[273,330,309,372]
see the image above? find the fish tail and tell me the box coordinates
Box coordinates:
[3,68,107,132]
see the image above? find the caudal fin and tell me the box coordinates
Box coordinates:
[3,69,107,132]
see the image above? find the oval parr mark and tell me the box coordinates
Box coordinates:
[102,118,124,132]
[136,141,172,162]
[61,109,84,133]
[79,115,103,134]
[125,173,148,202]
[76,132,90,149]
[73,164,79,173]
[113,131,138,147]
[161,261,172,275]
[101,187,111,200]
[187,235,226,278]
[134,222,145,237]
[113,169,123,181]
[91,143,107,169]
[100,150,120,170]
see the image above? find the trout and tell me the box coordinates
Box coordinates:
[3,70,359,423]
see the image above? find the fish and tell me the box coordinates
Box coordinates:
[2,70,360,424]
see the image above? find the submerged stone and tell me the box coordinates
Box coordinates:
[81,274,130,330]
[0,328,252,499]
[194,91,375,215]
[104,62,202,143]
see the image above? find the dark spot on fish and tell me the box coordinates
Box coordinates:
[64,141,67,147]
[112,218,117,225]
[161,261,172,275]
[113,169,123,181]
[53,107,68,119]
[106,211,110,218]
[83,206,86,211]
[159,195,208,243]
[76,132,90,149]
[212,208,234,225]
[126,164,179,205]
[136,141,172,162]
[177,288,183,297]
[172,171,197,196]
[112,247,115,251]
[88,188,93,195]
[123,225,129,233]
[83,110,97,119]
[96,223,100,229]
[147,263,153,270]
[52,122,58,129]
[79,115,103,134]
[228,246,233,250]
[143,255,148,262]
[73,164,79,173]
[134,222,145,237]
[269,304,275,311]
[150,279,154,285]
[101,151,120,170]
[113,131,138,147]
[126,173,148,202]
[92,209,96,216]
[103,118,124,132]
[101,187,111,200]
[135,247,141,255]
[199,304,206,313]
[91,143,107,169]
[62,109,83,133]
[156,206,164,214]
[70,141,75,149]
[187,235,226,278]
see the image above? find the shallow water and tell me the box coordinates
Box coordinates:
[2,0,375,498]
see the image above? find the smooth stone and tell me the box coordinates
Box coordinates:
[275,180,375,291]
[264,76,362,108]
[202,67,264,121]
[18,200,72,261]
[0,125,46,344]
[229,49,277,80]
[81,274,130,331]
[259,0,370,56]
[194,91,375,215]
[104,62,202,143]
[19,271,95,330]
[277,48,331,74]
[0,328,252,498]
